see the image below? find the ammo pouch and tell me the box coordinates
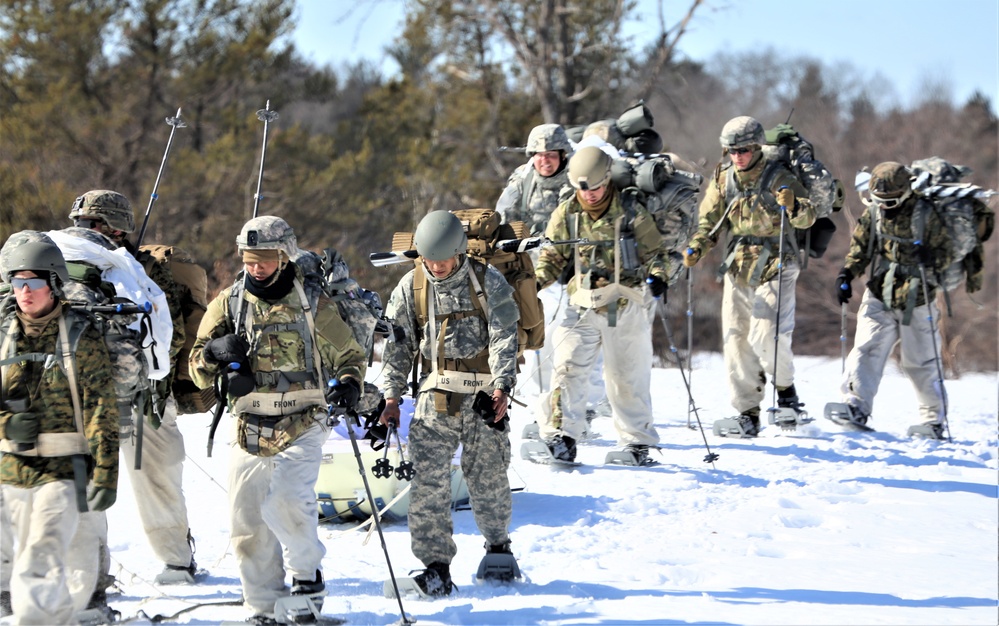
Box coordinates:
[237,411,317,457]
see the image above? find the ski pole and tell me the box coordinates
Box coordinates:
[915,260,952,442]
[649,289,719,467]
[251,101,279,220]
[328,381,413,625]
[840,302,848,373]
[134,108,186,248]
[686,267,694,429]
[768,189,789,421]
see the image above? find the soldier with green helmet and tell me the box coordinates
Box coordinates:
[682,116,816,438]
[67,188,201,587]
[0,234,119,624]
[829,162,954,438]
[378,210,521,595]
[533,145,670,466]
[190,215,366,619]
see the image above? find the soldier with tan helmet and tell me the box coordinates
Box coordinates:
[827,162,954,439]
[683,116,816,438]
[0,235,119,624]
[190,215,366,620]
[531,146,670,466]
[67,189,201,586]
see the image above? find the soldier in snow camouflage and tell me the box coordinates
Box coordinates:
[0,235,119,624]
[833,162,955,437]
[379,211,520,596]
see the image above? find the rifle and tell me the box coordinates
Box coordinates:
[207,100,279,457]
[134,108,186,248]
[368,237,598,267]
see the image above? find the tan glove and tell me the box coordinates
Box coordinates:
[775,187,795,210]
[682,247,700,268]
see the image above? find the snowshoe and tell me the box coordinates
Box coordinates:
[154,559,201,585]
[713,413,760,438]
[475,543,522,583]
[272,592,327,624]
[907,421,946,440]
[76,604,121,625]
[521,421,540,440]
[385,562,454,599]
[519,439,581,469]
[768,389,812,430]
[605,444,658,467]
[824,402,875,432]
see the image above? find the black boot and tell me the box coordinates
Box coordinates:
[413,562,453,597]
[546,434,577,462]
[291,569,325,595]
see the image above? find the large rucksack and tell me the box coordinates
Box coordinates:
[764,123,845,262]
[138,244,215,415]
[393,208,545,357]
[907,157,995,294]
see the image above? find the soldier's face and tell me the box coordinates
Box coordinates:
[12,271,56,319]
[533,151,561,177]
[424,257,458,279]
[579,184,609,205]
[245,259,280,281]
[729,146,757,171]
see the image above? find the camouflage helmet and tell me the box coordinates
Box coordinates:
[567,146,613,191]
[414,211,467,261]
[236,215,298,258]
[1,234,70,296]
[525,124,572,157]
[68,190,135,233]
[582,120,625,150]
[868,161,914,208]
[60,226,118,251]
[719,116,765,151]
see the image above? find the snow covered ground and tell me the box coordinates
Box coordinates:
[17,352,997,625]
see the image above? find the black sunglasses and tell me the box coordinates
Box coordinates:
[11,277,48,291]
[730,147,754,155]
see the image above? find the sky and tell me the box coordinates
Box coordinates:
[289,0,999,112]
[14,350,995,625]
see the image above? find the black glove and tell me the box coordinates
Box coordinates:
[327,377,362,410]
[4,412,39,444]
[557,263,575,285]
[836,269,853,305]
[203,334,250,365]
[646,276,667,300]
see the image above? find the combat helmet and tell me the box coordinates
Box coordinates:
[525,124,572,157]
[719,116,765,151]
[567,146,612,191]
[1,233,70,296]
[236,216,299,259]
[414,211,467,261]
[68,190,135,233]
[868,161,913,209]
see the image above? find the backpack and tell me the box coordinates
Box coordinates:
[907,157,994,293]
[138,244,215,414]
[764,123,845,261]
[393,208,545,357]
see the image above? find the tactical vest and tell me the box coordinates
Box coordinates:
[226,276,329,455]
[0,307,91,458]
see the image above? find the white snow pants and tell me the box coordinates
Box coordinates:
[722,266,799,414]
[539,293,659,447]
[117,396,193,568]
[840,288,945,423]
[2,480,98,625]
[228,419,327,614]
[531,283,606,405]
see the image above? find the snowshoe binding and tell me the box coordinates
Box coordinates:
[154,559,200,585]
[713,410,760,438]
[386,561,454,599]
[475,542,522,583]
[521,421,540,440]
[907,421,946,440]
[605,444,658,467]
[768,386,813,430]
[824,402,875,432]
[520,434,580,468]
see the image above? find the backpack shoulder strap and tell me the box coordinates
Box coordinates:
[520,166,536,219]
[413,263,428,341]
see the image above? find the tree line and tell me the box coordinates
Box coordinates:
[2,0,996,372]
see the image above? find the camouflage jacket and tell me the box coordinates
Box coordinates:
[381,258,519,401]
[689,154,815,285]
[495,162,573,235]
[843,198,953,309]
[0,304,119,490]
[127,242,186,368]
[190,265,366,421]
[535,188,669,295]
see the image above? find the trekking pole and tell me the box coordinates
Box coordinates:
[686,267,694,429]
[328,381,413,625]
[840,302,848,373]
[207,100,279,457]
[915,261,952,442]
[649,290,719,467]
[768,189,790,422]
[134,108,185,248]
